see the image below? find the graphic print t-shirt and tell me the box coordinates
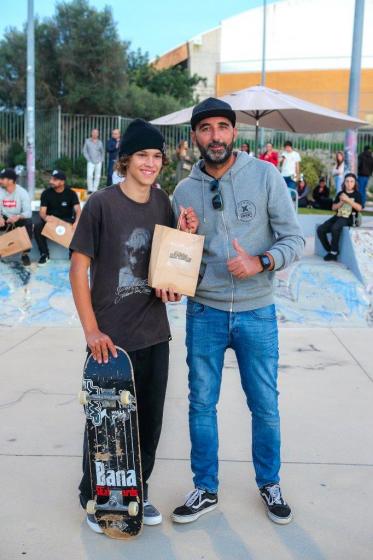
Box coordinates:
[40,187,79,222]
[334,190,362,224]
[70,184,175,351]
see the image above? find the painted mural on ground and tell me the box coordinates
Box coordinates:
[350,228,373,296]
[0,256,371,327]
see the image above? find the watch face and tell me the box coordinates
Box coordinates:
[261,255,271,268]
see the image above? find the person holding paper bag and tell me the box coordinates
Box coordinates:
[170,98,305,526]
[0,168,33,266]
[34,170,81,265]
[69,119,198,533]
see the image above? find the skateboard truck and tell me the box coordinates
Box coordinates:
[79,389,133,407]
[86,491,139,517]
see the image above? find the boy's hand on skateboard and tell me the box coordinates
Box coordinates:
[86,329,117,364]
[155,288,182,303]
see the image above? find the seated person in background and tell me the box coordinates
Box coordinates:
[316,173,362,261]
[312,177,333,210]
[34,170,81,265]
[296,178,310,208]
[0,168,33,266]
[240,143,254,157]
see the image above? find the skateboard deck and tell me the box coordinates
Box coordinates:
[80,346,143,539]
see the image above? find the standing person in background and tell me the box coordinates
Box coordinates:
[106,128,121,186]
[175,140,193,183]
[240,143,254,157]
[280,141,301,191]
[260,142,278,167]
[83,129,104,193]
[0,168,33,266]
[357,145,373,208]
[331,151,344,194]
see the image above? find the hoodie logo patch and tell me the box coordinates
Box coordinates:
[237,200,256,222]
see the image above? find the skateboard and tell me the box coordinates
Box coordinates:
[79,346,143,539]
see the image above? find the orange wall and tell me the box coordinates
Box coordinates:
[216,69,373,123]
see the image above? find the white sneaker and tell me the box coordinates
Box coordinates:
[143,501,162,526]
[86,514,103,534]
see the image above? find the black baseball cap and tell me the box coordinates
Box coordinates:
[0,168,17,181]
[119,119,166,158]
[191,97,236,130]
[51,170,66,181]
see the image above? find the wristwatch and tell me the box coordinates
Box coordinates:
[258,254,272,272]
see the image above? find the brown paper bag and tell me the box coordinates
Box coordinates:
[42,218,74,248]
[0,226,32,257]
[148,225,204,297]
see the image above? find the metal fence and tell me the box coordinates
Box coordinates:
[0,107,372,171]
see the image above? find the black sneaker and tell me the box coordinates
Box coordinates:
[21,253,31,266]
[260,483,293,524]
[323,252,338,261]
[38,254,49,265]
[171,488,218,524]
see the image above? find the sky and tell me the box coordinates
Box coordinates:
[0,0,276,59]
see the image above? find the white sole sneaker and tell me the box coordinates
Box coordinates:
[171,503,217,524]
[143,513,162,526]
[267,509,293,525]
[86,514,103,533]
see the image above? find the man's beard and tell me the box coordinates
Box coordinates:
[196,139,234,165]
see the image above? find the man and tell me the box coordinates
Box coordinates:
[171,98,305,525]
[106,128,121,186]
[83,128,104,193]
[357,145,373,208]
[280,141,301,191]
[69,119,198,534]
[34,170,81,265]
[0,168,33,266]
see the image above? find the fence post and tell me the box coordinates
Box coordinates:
[57,105,62,160]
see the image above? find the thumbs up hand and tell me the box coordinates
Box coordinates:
[227,239,263,279]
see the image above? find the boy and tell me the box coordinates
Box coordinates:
[70,119,197,533]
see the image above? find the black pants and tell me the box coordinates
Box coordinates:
[79,340,169,507]
[317,216,349,253]
[0,218,33,253]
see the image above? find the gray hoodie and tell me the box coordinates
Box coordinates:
[172,151,305,312]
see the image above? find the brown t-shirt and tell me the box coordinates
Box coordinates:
[70,184,174,351]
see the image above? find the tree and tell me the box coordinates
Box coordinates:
[0,0,204,118]
[128,49,204,106]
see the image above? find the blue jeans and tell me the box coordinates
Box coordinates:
[358,175,368,208]
[283,176,296,191]
[186,301,281,492]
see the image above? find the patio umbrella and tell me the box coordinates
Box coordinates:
[151,85,367,154]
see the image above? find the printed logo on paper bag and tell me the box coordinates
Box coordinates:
[169,250,191,263]
[56,225,66,236]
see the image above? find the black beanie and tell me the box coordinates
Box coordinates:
[191,98,236,130]
[118,119,166,157]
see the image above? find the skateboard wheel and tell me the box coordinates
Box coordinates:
[128,501,139,517]
[86,500,96,515]
[79,390,89,405]
[120,391,131,406]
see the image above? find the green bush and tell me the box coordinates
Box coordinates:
[53,156,73,177]
[73,155,87,178]
[300,155,326,188]
[7,141,26,167]
[159,158,178,195]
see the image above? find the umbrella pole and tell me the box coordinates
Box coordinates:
[255,121,259,156]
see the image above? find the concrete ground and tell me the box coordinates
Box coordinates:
[0,323,372,559]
